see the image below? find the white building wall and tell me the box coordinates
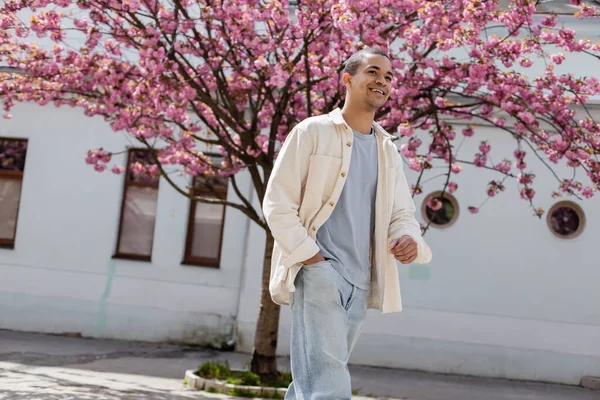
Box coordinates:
[0,102,253,346]
[1,6,599,386]
[4,100,597,385]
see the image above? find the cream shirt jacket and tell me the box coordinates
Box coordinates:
[262,108,432,313]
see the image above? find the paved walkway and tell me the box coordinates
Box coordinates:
[0,329,597,400]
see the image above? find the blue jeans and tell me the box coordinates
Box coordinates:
[285,261,369,400]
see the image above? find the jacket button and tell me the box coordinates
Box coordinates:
[329,201,334,206]
[341,172,347,177]
[346,141,352,147]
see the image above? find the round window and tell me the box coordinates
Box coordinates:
[422,191,459,228]
[547,201,585,239]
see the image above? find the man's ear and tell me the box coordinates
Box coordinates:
[342,72,352,88]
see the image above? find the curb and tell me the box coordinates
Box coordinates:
[184,369,288,397]
[581,376,600,390]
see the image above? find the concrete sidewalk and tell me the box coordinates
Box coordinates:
[0,329,597,400]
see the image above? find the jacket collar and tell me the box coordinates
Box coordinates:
[328,108,391,139]
[328,108,347,126]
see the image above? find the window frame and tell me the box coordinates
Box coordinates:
[182,176,228,268]
[421,191,460,229]
[0,137,28,249]
[546,200,585,240]
[113,148,160,262]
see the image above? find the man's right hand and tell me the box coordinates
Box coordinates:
[302,252,325,266]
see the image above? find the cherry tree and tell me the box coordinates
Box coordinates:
[1,0,599,379]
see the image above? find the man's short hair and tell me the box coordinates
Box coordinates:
[343,47,390,76]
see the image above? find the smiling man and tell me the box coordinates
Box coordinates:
[263,47,433,399]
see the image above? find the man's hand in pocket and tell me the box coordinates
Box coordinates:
[302,252,325,266]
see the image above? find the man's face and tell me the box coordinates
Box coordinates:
[344,54,393,110]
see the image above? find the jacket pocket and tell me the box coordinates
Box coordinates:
[305,155,342,199]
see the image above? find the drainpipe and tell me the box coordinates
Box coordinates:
[225,175,254,350]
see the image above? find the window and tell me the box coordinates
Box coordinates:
[114,149,159,261]
[422,191,459,228]
[183,175,228,267]
[547,201,585,239]
[0,138,27,248]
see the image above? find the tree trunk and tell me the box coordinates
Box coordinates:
[250,230,281,381]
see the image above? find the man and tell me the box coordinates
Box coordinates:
[262,47,433,399]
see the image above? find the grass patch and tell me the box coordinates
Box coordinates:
[269,370,293,388]
[226,370,260,386]
[196,360,231,380]
[196,360,292,395]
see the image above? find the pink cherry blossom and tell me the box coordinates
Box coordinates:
[493,118,506,128]
[474,154,487,167]
[518,173,535,185]
[400,144,416,158]
[582,187,594,198]
[427,197,443,211]
[408,158,424,172]
[462,127,474,137]
[486,180,506,198]
[551,53,565,64]
[0,0,597,228]
[494,160,512,174]
[411,184,423,195]
[479,142,491,154]
[397,123,414,137]
[520,187,536,200]
[468,206,479,214]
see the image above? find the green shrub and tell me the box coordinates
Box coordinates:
[272,370,293,388]
[196,361,290,396]
[196,360,231,380]
[226,371,260,386]
[226,377,241,385]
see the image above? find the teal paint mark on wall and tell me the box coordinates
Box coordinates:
[409,265,431,281]
[95,259,116,336]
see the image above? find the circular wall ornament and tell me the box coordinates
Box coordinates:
[547,201,585,239]
[422,191,459,228]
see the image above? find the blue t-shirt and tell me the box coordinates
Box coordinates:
[316,128,378,290]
